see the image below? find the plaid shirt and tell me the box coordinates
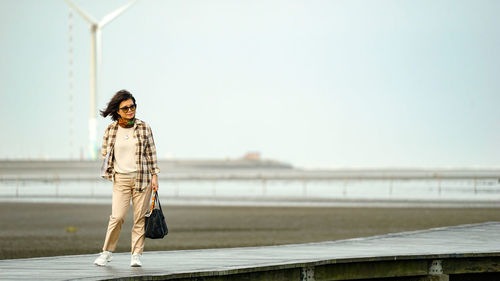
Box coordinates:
[101,119,160,191]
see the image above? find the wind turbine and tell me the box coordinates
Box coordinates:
[65,0,138,160]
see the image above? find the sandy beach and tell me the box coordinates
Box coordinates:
[1,202,499,260]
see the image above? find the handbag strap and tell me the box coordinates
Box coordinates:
[155,191,163,212]
[149,190,163,212]
[149,191,157,212]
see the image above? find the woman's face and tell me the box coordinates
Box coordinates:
[117,99,136,120]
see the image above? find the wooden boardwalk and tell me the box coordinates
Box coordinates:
[1,222,500,280]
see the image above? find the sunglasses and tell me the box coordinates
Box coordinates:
[119,104,136,112]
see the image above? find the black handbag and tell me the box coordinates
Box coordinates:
[145,190,168,239]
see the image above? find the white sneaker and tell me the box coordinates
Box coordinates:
[94,251,112,266]
[130,253,142,267]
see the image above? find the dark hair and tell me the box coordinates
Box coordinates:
[100,89,136,121]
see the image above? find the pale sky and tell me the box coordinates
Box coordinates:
[1,0,499,168]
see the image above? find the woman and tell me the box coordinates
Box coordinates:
[94,90,160,267]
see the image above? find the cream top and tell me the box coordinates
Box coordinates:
[113,126,138,174]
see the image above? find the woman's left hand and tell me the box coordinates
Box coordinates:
[151,174,159,192]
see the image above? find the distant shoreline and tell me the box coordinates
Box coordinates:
[1,159,500,181]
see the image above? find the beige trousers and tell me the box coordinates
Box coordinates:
[102,172,152,254]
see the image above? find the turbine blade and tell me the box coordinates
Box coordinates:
[99,0,138,28]
[65,0,98,24]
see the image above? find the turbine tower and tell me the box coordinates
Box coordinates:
[65,0,138,160]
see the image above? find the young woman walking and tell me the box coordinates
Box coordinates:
[94,90,160,267]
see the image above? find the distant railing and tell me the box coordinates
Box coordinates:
[3,161,499,205]
[1,175,500,206]
[2,167,500,180]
